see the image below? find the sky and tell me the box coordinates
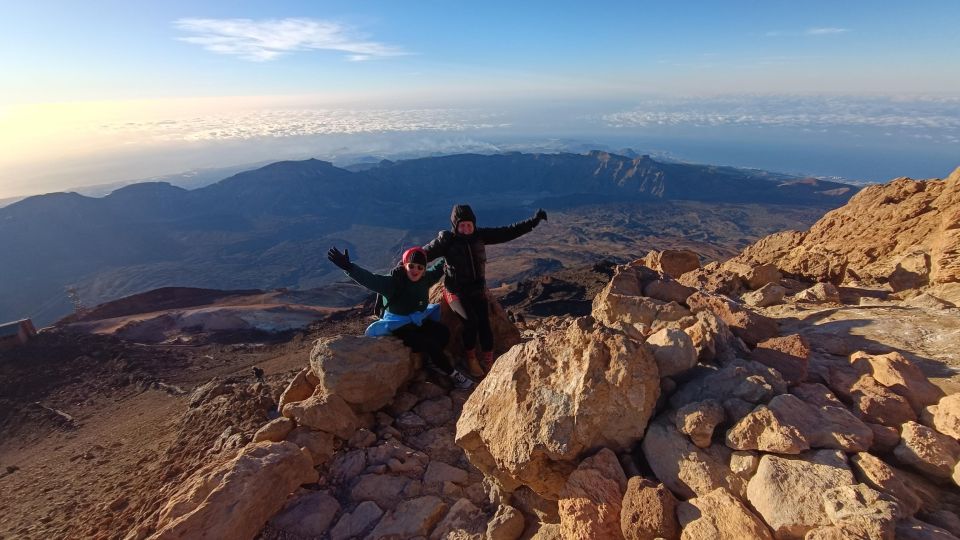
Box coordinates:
[1,0,959,199]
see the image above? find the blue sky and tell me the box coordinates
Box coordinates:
[1,1,959,198]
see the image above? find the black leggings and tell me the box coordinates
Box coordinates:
[392,319,453,373]
[460,291,493,352]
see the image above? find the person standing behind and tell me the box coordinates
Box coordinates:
[327,245,474,389]
[423,204,547,377]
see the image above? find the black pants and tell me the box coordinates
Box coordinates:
[459,291,493,352]
[392,319,453,373]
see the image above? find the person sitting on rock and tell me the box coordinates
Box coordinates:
[423,204,547,377]
[327,245,474,389]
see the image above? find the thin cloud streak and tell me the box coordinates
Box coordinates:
[173,17,407,62]
[766,27,851,37]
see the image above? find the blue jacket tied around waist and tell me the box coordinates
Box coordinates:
[364,303,441,337]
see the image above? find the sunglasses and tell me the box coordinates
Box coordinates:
[405,263,425,271]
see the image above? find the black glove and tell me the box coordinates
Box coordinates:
[535,208,548,223]
[327,247,351,270]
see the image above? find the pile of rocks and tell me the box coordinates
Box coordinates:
[455,259,960,539]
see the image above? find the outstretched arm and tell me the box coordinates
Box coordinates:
[422,232,452,262]
[328,247,395,297]
[479,209,547,245]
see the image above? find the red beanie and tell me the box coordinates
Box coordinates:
[402,247,427,266]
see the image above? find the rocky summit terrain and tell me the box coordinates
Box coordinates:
[2,167,959,540]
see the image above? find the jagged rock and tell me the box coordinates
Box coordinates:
[531,523,563,540]
[641,415,745,500]
[150,442,317,540]
[431,286,521,360]
[686,291,778,346]
[644,249,701,278]
[683,310,744,363]
[286,427,336,466]
[485,504,525,540]
[267,490,341,538]
[889,248,932,292]
[677,487,773,540]
[670,358,788,409]
[895,517,960,540]
[429,498,486,540]
[676,399,725,448]
[850,452,923,516]
[722,261,783,290]
[620,477,679,540]
[850,351,945,415]
[282,391,359,439]
[678,263,746,297]
[593,265,692,327]
[825,366,917,428]
[310,335,414,413]
[329,501,383,540]
[558,448,627,540]
[817,484,900,540]
[729,450,760,479]
[894,421,960,479]
[726,393,873,454]
[743,283,788,308]
[252,417,295,443]
[366,495,447,539]
[746,450,856,539]
[750,334,810,384]
[795,282,842,304]
[643,278,696,305]
[278,368,317,411]
[645,328,698,378]
[456,317,659,499]
[350,474,420,511]
[934,394,960,440]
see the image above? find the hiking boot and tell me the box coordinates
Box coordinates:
[464,349,484,378]
[481,351,495,373]
[450,369,475,390]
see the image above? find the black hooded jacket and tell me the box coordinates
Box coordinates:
[422,204,540,294]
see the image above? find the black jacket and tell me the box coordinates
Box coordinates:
[423,205,540,294]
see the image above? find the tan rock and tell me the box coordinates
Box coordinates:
[677,487,773,540]
[729,450,760,479]
[750,334,810,384]
[795,282,842,304]
[486,505,525,540]
[686,291,778,346]
[743,282,788,307]
[850,351,944,414]
[645,249,701,278]
[889,248,932,292]
[849,452,923,516]
[456,317,659,499]
[826,367,917,428]
[678,264,746,297]
[725,394,873,454]
[252,417,296,443]
[620,477,679,540]
[722,261,782,290]
[367,495,447,539]
[683,310,745,363]
[282,391,359,439]
[286,426,336,466]
[670,358,788,409]
[150,442,317,540]
[593,265,692,327]
[558,448,627,540]
[933,394,960,439]
[267,490,340,537]
[423,461,469,489]
[746,450,856,540]
[278,367,317,411]
[329,501,383,540]
[310,335,413,413]
[641,415,745,500]
[644,278,696,305]
[894,421,960,479]
[819,484,901,540]
[429,498,486,540]
[645,328,698,378]
[676,399,725,448]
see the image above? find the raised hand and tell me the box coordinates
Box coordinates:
[327,247,351,270]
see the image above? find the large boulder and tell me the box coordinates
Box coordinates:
[277,367,318,411]
[894,421,960,480]
[850,452,923,516]
[310,335,414,413]
[643,249,701,278]
[456,317,660,499]
[722,261,782,290]
[281,391,359,439]
[683,310,745,363]
[677,487,773,540]
[620,477,679,540]
[644,328,697,378]
[850,351,945,415]
[558,448,627,540]
[593,265,691,327]
[806,484,901,540]
[150,441,317,540]
[686,291,778,346]
[749,334,810,385]
[746,450,856,539]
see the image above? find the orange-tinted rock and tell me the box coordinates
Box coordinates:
[750,334,810,384]
[620,477,679,540]
[686,291,778,347]
[557,448,627,540]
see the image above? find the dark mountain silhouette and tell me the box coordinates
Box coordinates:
[0,151,856,325]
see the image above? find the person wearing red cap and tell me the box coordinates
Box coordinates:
[423,204,547,377]
[327,245,474,389]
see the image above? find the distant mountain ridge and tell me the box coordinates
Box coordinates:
[0,151,857,325]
